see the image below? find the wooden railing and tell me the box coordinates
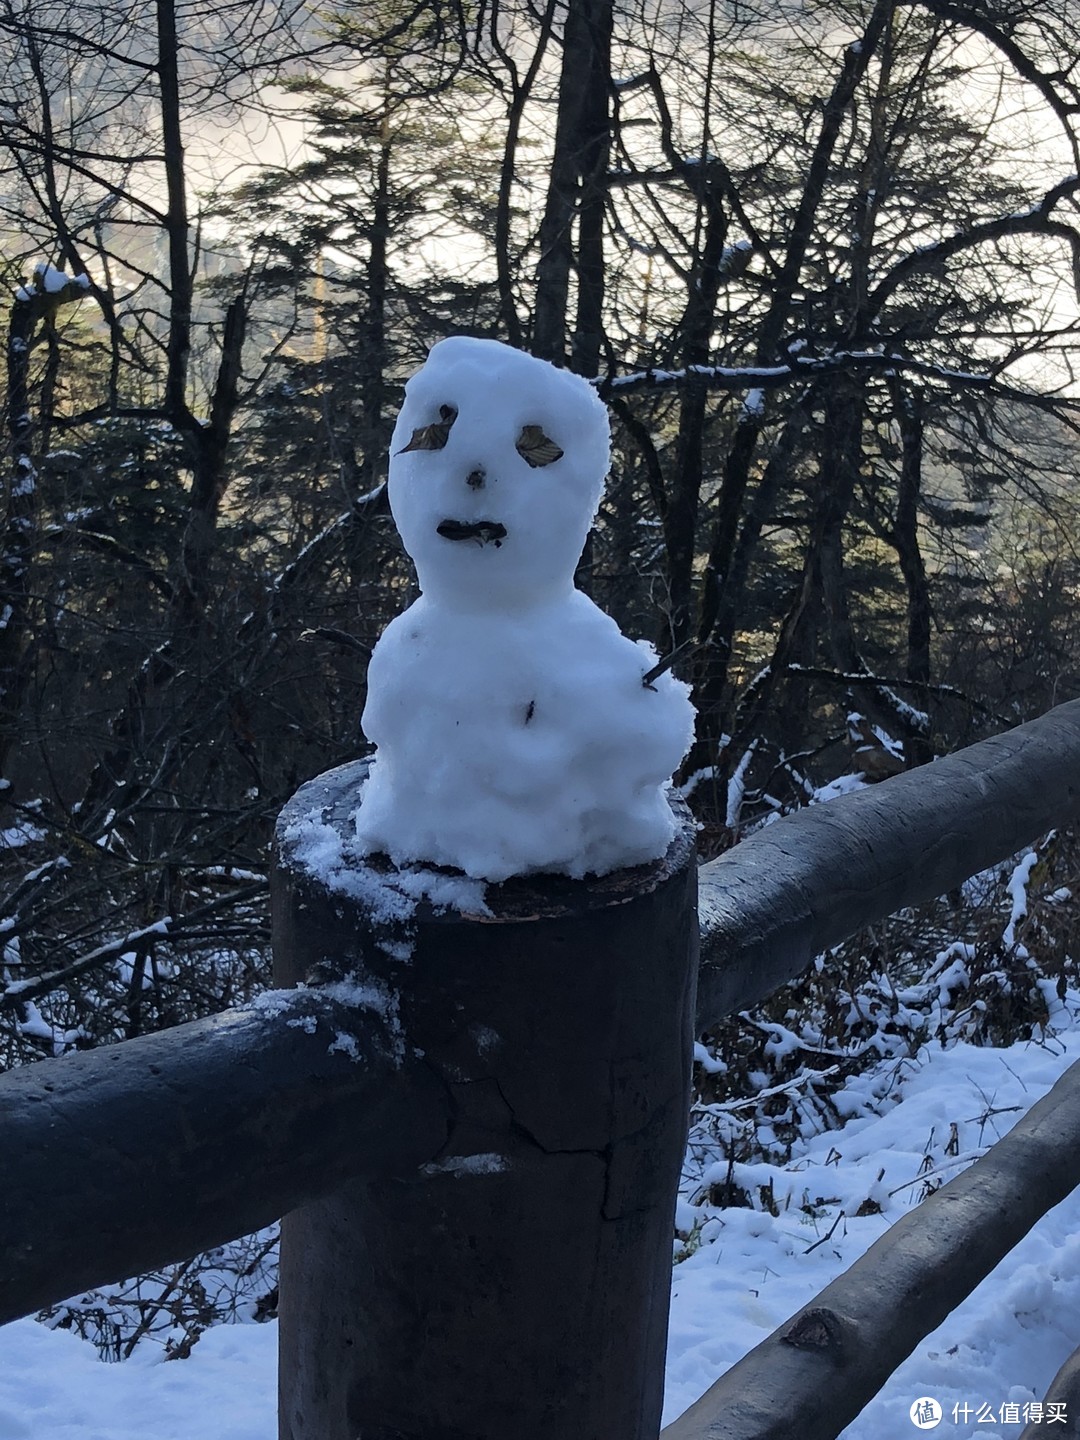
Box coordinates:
[1,698,1079,1439]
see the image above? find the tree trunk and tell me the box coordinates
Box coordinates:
[533,0,614,366]
[0,278,90,776]
[890,384,934,763]
[681,401,808,780]
[695,0,895,656]
[176,291,247,627]
[157,0,192,424]
[569,0,613,378]
[816,376,865,675]
[358,98,391,491]
[663,186,729,651]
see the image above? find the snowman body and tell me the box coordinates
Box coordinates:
[354,336,694,883]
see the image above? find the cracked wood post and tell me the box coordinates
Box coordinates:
[271,760,698,1440]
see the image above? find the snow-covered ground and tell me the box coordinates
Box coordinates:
[2,996,1079,1438]
[0,1319,276,1439]
[666,1020,1080,1436]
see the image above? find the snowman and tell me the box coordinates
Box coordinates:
[353,336,695,883]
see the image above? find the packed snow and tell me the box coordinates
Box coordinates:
[281,802,491,924]
[3,1009,1080,1437]
[353,337,695,882]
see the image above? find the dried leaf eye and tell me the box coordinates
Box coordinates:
[398,404,457,454]
[516,425,563,468]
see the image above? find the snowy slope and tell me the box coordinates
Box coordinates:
[666,1022,1080,1437]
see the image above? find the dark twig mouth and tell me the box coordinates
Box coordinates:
[436,519,508,545]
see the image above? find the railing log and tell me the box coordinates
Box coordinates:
[1020,1343,1080,1438]
[660,1052,1080,1440]
[272,763,699,1440]
[697,698,1080,1027]
[0,989,448,1325]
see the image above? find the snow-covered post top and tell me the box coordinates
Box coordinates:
[354,335,696,883]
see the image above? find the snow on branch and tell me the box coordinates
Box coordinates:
[12,261,92,319]
[0,881,266,1010]
[599,349,1080,415]
[782,663,1009,725]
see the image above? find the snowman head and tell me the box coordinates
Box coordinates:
[388,337,611,610]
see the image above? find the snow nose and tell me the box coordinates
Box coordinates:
[466,468,486,490]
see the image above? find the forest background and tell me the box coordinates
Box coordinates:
[2,0,1080,1355]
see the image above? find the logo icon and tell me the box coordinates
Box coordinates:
[910,1397,943,1429]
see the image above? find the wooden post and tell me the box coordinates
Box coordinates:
[272,760,698,1440]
